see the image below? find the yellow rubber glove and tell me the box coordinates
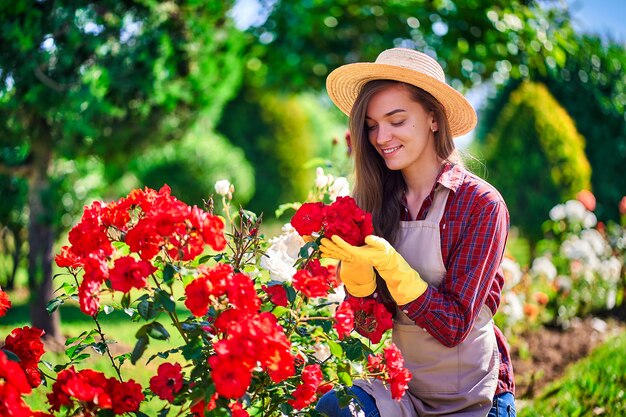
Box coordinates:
[322,235,428,305]
[319,237,377,297]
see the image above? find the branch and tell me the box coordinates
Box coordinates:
[33,65,78,92]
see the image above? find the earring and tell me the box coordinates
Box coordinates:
[431,127,437,132]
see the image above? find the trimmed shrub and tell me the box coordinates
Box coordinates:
[484,81,591,244]
[131,119,255,208]
[218,88,323,215]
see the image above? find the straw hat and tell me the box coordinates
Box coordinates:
[326,48,477,137]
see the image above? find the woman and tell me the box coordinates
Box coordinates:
[316,48,515,417]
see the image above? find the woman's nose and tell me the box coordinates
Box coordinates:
[376,125,391,144]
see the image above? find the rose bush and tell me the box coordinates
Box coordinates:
[0,174,409,416]
[496,191,625,334]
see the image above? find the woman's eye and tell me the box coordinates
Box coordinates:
[391,120,405,126]
[366,125,377,131]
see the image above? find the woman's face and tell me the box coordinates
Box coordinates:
[365,84,438,173]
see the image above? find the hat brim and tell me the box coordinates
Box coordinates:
[326,62,477,138]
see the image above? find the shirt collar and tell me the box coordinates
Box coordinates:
[436,162,464,193]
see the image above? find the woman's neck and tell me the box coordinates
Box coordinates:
[402,157,444,197]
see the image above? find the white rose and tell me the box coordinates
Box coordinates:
[549,204,566,221]
[329,177,350,201]
[259,224,305,282]
[530,256,557,281]
[582,211,597,229]
[564,200,586,223]
[214,179,231,196]
[501,257,523,290]
[315,167,330,188]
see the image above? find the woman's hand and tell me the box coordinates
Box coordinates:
[322,235,428,305]
[319,237,376,297]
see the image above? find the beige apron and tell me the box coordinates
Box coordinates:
[355,186,499,417]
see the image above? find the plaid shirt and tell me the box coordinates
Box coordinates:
[362,162,515,396]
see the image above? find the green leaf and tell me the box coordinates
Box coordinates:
[135,324,149,338]
[163,263,177,285]
[91,342,108,355]
[103,305,114,315]
[275,202,301,219]
[66,331,88,346]
[272,306,290,318]
[71,353,91,363]
[46,298,64,314]
[138,300,157,321]
[121,292,132,309]
[299,241,317,258]
[155,289,175,313]
[328,339,343,359]
[2,348,21,363]
[338,369,353,386]
[341,338,364,361]
[66,343,88,360]
[147,322,170,341]
[131,335,149,365]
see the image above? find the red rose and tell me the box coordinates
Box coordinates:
[229,401,250,417]
[322,196,373,246]
[209,353,252,399]
[110,379,144,414]
[54,245,82,268]
[383,344,405,372]
[290,202,324,236]
[226,273,261,312]
[79,278,102,316]
[288,384,317,410]
[3,326,45,388]
[0,290,11,317]
[333,301,354,340]
[109,256,156,293]
[184,276,212,317]
[150,362,183,402]
[347,297,393,344]
[201,214,227,252]
[0,350,31,395]
[125,219,163,261]
[305,259,339,289]
[389,368,412,400]
[262,284,289,307]
[292,270,331,298]
[367,353,384,374]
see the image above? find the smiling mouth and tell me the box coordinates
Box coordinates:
[382,146,402,155]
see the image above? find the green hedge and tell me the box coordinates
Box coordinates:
[131,119,255,207]
[484,81,591,244]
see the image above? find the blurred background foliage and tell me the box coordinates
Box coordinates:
[1,0,625,338]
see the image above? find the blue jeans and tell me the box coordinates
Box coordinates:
[316,388,516,417]
[488,392,516,417]
[316,386,380,417]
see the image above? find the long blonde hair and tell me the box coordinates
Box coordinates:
[350,80,460,244]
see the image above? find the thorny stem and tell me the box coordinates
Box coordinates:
[92,313,124,381]
[152,272,190,345]
[69,272,124,381]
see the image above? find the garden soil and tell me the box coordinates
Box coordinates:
[511,315,625,400]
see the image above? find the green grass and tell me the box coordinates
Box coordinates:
[519,331,626,416]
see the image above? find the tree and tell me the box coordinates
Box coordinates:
[247,0,576,92]
[484,81,591,247]
[0,0,245,341]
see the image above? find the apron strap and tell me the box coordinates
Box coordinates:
[425,185,450,224]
